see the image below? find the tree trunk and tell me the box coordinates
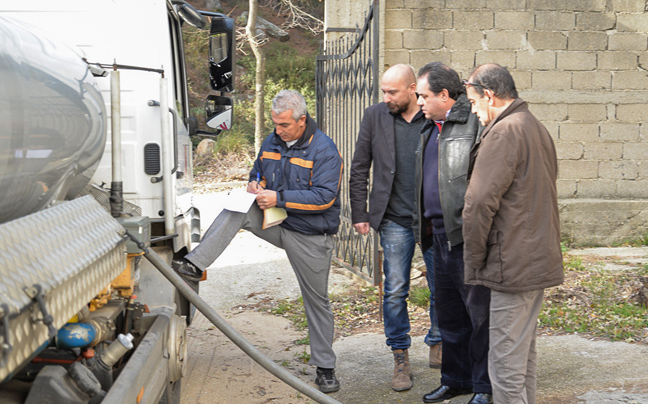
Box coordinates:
[246,0,265,156]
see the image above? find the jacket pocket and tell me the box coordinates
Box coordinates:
[477,229,503,283]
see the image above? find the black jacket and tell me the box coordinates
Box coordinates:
[413,94,482,252]
[350,102,423,230]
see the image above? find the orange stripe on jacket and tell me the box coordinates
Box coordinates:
[285,154,344,211]
[261,151,281,161]
[289,158,314,168]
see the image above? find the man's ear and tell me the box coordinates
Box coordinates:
[484,89,494,105]
[298,115,307,126]
[440,88,450,101]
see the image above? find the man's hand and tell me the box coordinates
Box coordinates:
[353,222,370,235]
[256,189,278,210]
[247,181,263,194]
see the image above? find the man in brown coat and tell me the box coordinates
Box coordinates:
[462,64,564,404]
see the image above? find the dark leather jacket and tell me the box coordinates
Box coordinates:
[413,94,482,252]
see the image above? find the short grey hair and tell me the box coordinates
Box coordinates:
[272,90,307,121]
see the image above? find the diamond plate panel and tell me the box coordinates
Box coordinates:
[0,195,127,381]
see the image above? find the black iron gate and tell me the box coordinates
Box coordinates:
[315,0,380,285]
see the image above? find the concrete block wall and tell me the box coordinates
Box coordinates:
[324,0,648,245]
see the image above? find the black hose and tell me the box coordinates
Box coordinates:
[124,232,343,404]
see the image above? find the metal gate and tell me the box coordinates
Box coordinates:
[315,0,380,285]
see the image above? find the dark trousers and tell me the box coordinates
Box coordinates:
[433,232,492,394]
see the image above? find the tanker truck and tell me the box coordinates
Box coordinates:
[0,1,234,402]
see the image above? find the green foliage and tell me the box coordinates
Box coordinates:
[408,285,431,309]
[539,259,648,343]
[295,349,311,364]
[611,233,648,247]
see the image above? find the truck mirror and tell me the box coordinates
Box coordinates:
[177,3,206,29]
[209,15,235,92]
[206,95,233,130]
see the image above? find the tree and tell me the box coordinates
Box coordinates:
[246,0,266,156]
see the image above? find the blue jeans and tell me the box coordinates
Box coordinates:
[379,219,441,350]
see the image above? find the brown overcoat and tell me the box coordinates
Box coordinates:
[463,98,564,292]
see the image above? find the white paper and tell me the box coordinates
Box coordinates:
[222,188,257,213]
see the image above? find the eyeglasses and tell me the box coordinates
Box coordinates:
[462,79,485,89]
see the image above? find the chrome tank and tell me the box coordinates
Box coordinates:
[0,17,106,224]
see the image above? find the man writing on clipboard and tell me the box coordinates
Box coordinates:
[173,90,344,394]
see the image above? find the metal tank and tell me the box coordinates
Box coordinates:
[0,16,106,224]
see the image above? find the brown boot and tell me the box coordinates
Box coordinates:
[429,343,442,369]
[391,349,413,391]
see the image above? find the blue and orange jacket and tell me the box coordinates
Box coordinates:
[250,115,343,235]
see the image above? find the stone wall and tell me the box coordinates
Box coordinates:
[324,0,648,246]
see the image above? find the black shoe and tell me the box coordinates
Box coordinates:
[315,367,340,393]
[172,258,202,292]
[468,393,493,404]
[423,385,472,403]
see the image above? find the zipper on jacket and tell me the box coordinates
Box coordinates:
[448,240,452,251]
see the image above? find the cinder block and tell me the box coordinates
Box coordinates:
[487,0,527,10]
[623,142,648,160]
[412,10,453,30]
[384,50,411,66]
[385,0,405,8]
[617,13,648,33]
[410,49,451,68]
[559,123,600,142]
[642,122,648,140]
[542,121,560,141]
[568,104,607,122]
[641,53,648,70]
[535,11,575,30]
[385,30,403,49]
[576,12,616,31]
[617,180,648,198]
[584,142,623,160]
[454,11,494,30]
[528,32,568,50]
[600,123,641,142]
[557,179,578,198]
[532,71,572,90]
[608,33,648,51]
[495,12,534,30]
[610,0,647,12]
[529,103,568,122]
[572,71,611,90]
[555,141,584,159]
[529,0,605,12]
[597,51,639,70]
[557,52,597,71]
[445,31,485,51]
[568,32,608,51]
[509,70,532,90]
[406,0,445,9]
[403,30,444,49]
[612,71,648,90]
[559,160,599,179]
[385,9,412,30]
[516,51,557,70]
[599,160,639,180]
[475,50,516,67]
[451,51,477,71]
[577,179,616,198]
[445,0,488,9]
[486,31,526,50]
[638,161,648,179]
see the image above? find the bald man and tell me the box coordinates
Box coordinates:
[350,64,442,392]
